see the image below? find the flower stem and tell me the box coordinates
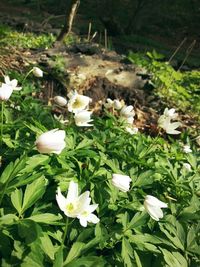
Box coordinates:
[22,68,33,84]
[62,217,69,247]
[1,101,4,145]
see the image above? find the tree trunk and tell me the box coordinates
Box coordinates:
[125,0,146,34]
[56,0,80,42]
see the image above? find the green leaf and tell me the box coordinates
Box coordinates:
[133,170,154,187]
[134,250,143,267]
[0,155,27,185]
[0,161,14,184]
[128,211,148,229]
[160,248,183,267]
[21,154,50,173]
[159,223,184,251]
[64,242,85,265]
[121,238,133,267]
[21,239,44,267]
[40,233,56,260]
[21,176,47,214]
[75,138,93,150]
[28,213,62,224]
[53,246,63,267]
[0,214,18,225]
[65,256,106,267]
[11,188,23,214]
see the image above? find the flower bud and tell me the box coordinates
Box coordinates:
[32,67,43,78]
[112,173,131,192]
[0,84,13,101]
[35,129,66,154]
[113,99,122,110]
[74,110,93,127]
[120,105,135,117]
[54,96,67,107]
[144,195,167,221]
[182,163,191,172]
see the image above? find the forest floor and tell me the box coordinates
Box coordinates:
[0,0,199,138]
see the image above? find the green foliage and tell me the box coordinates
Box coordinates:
[0,70,199,266]
[0,24,55,49]
[128,50,200,117]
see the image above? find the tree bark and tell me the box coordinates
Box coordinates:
[56,0,80,42]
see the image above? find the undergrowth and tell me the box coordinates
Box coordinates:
[128,50,200,119]
[0,70,199,266]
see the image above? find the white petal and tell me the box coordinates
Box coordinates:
[56,187,67,212]
[0,84,13,100]
[87,204,98,213]
[35,129,66,154]
[87,213,100,224]
[145,195,168,208]
[79,217,87,227]
[77,191,91,210]
[4,76,10,84]
[66,181,79,202]
[11,79,18,88]
[146,205,163,221]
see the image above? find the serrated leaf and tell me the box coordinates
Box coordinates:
[40,233,56,260]
[159,223,184,251]
[21,176,47,214]
[134,250,143,267]
[53,246,63,267]
[75,138,93,150]
[160,248,182,267]
[28,213,62,224]
[0,161,14,184]
[21,239,44,267]
[128,211,148,229]
[0,214,18,225]
[11,188,23,214]
[0,155,27,186]
[121,238,133,267]
[64,242,85,264]
[21,154,50,173]
[133,170,154,187]
[65,256,106,267]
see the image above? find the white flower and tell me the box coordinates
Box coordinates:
[183,145,192,153]
[77,203,100,227]
[32,67,43,78]
[113,99,123,110]
[158,108,181,135]
[56,182,90,218]
[54,96,67,107]
[144,195,167,221]
[120,105,135,118]
[35,129,66,154]
[3,76,22,91]
[68,91,91,113]
[125,116,134,125]
[56,181,99,227]
[182,163,192,172]
[104,98,114,109]
[158,116,181,134]
[74,110,93,127]
[0,83,14,101]
[126,126,138,135]
[163,108,178,119]
[112,173,132,192]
